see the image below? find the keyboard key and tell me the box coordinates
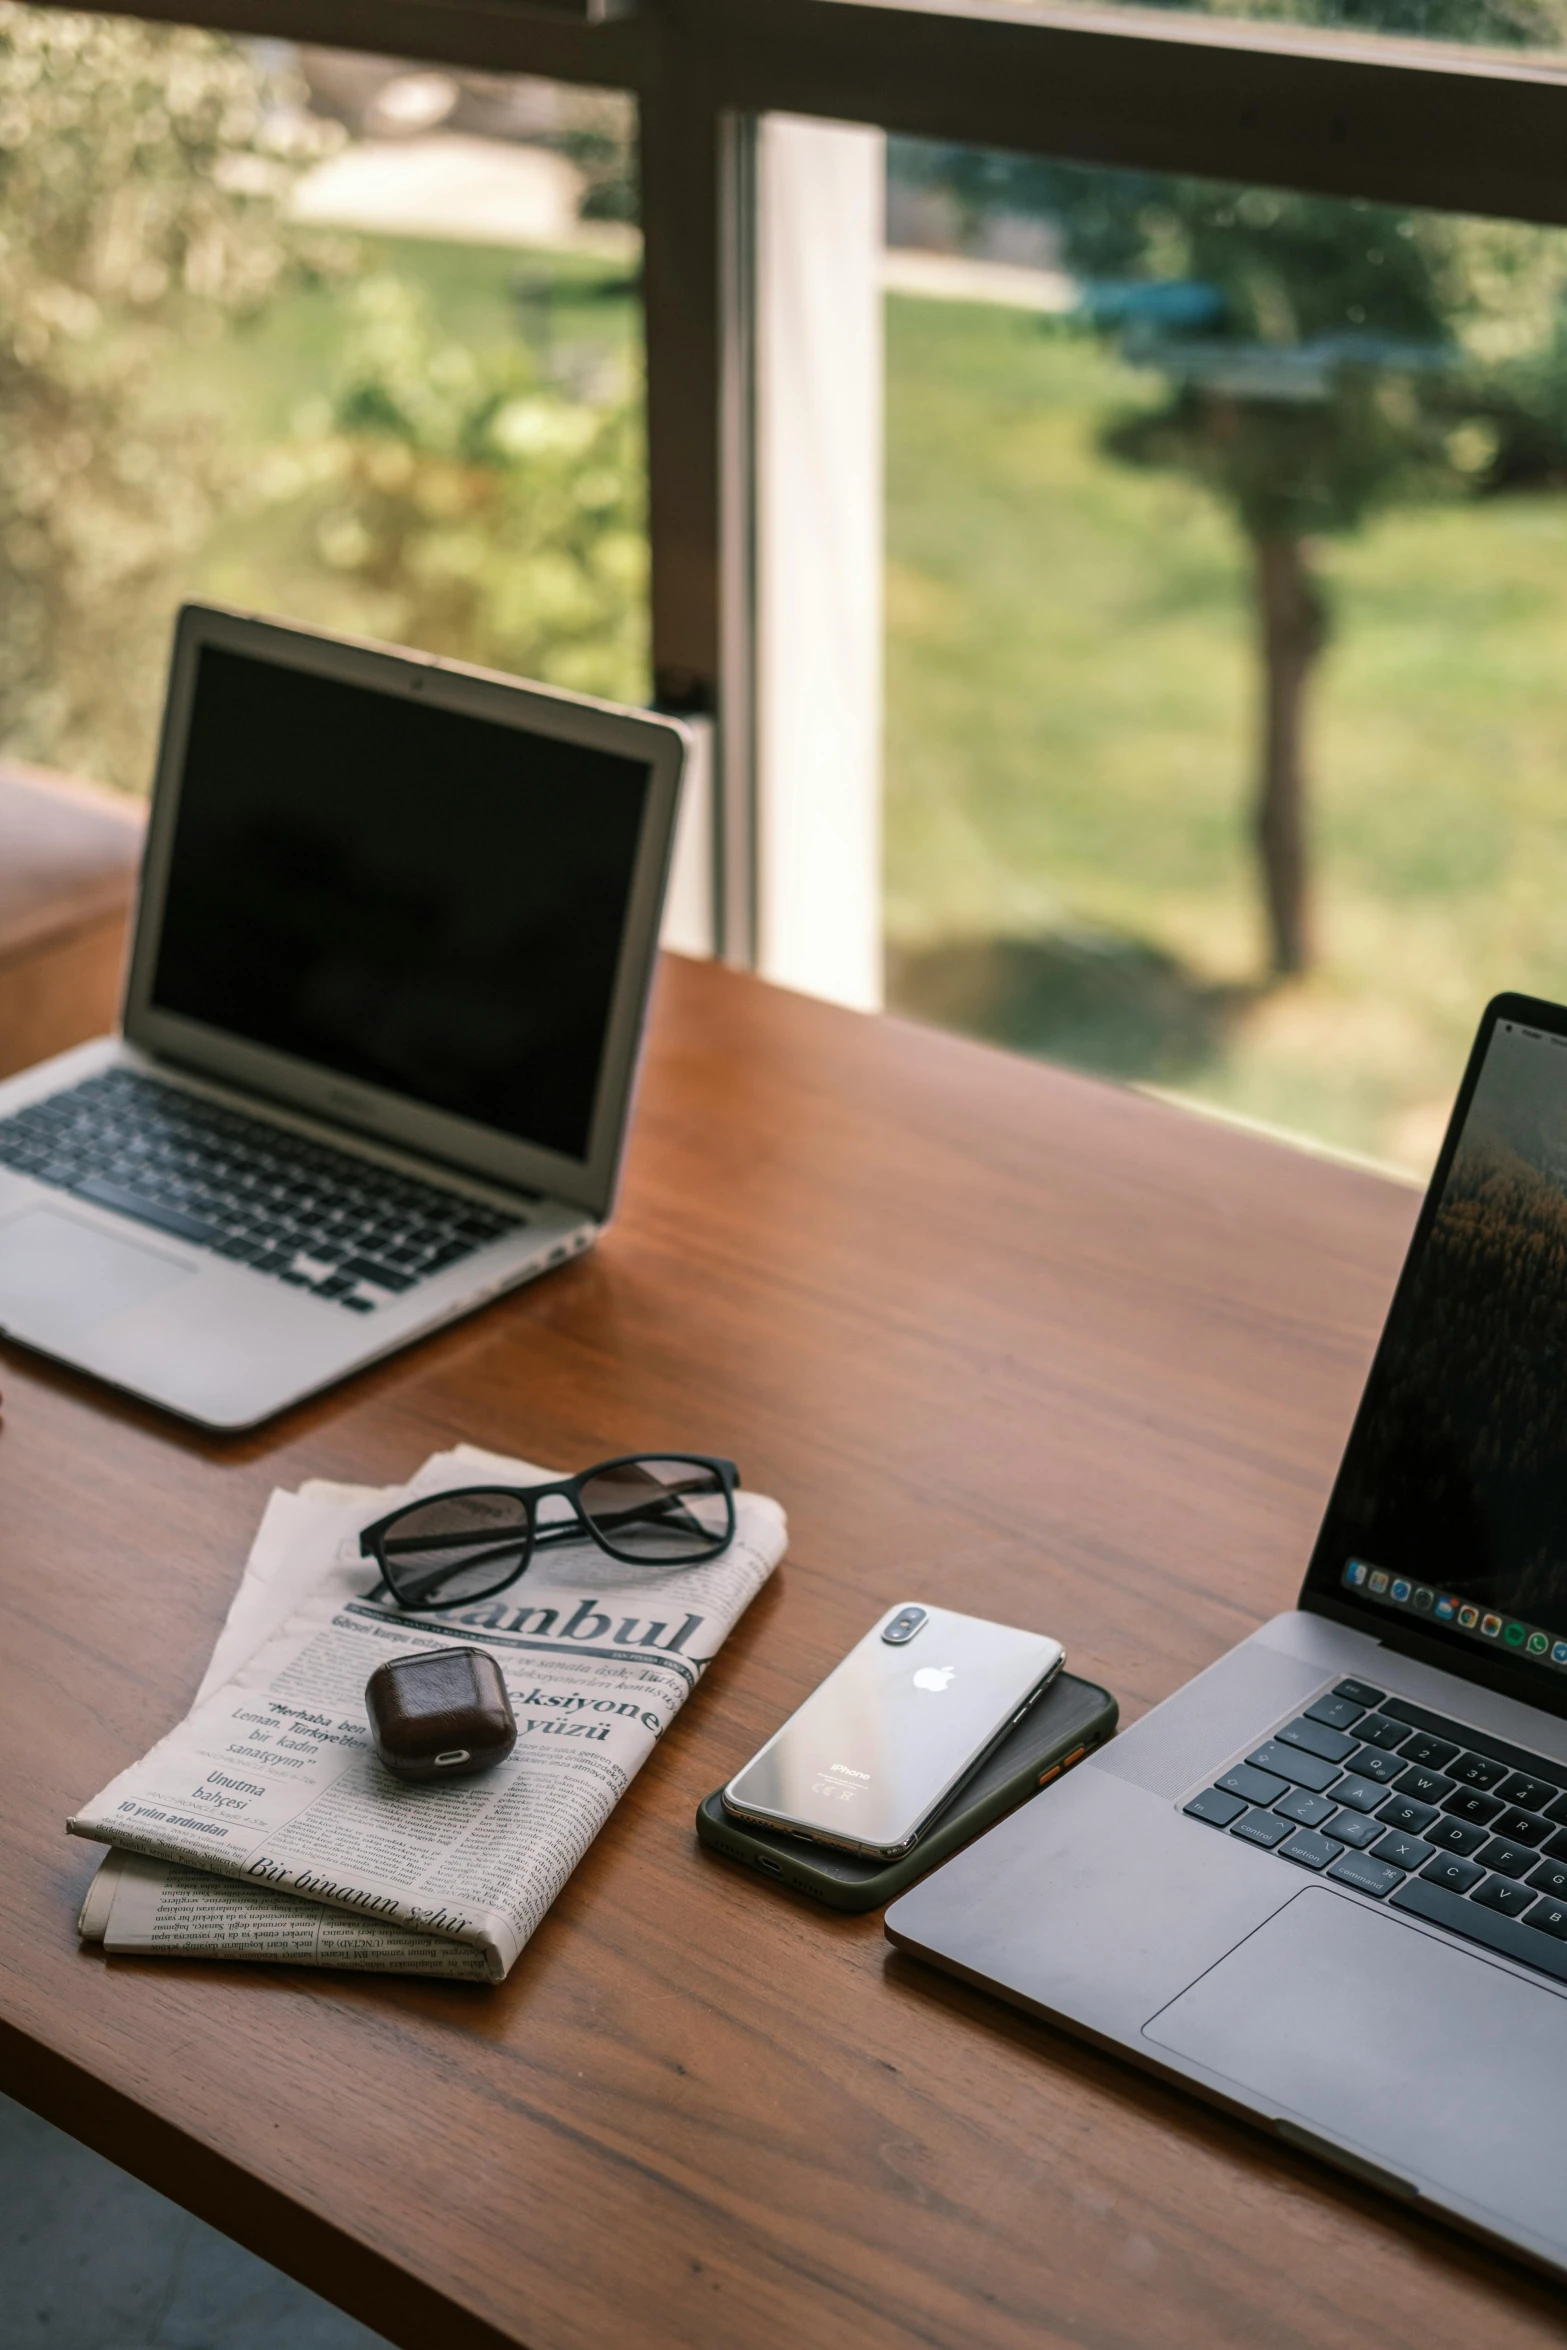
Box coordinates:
[1425,1815,1488,1857]
[1377,1795,1438,1836]
[1327,1851,1404,1898]
[1421,1853,1485,1895]
[1350,1714,1409,1752]
[1492,1807,1551,1847]
[1331,1774,1388,1814]
[1527,1857,1567,1900]
[1279,1830,1337,1871]
[1185,1787,1248,1828]
[1322,1809,1383,1850]
[1304,1694,1366,1731]
[1543,1828,1567,1863]
[340,1256,415,1294]
[1333,1680,1385,1707]
[1448,1752,1510,1792]
[1497,1772,1559,1814]
[1527,1899,1567,1940]
[1476,1837,1537,1880]
[1399,1732,1460,1771]
[1246,1741,1339,1793]
[1275,1788,1336,1828]
[1391,1875,1567,1984]
[1217,1764,1290,1806]
[73,1177,217,1247]
[1277,1718,1358,1765]
[1344,1747,1403,1785]
[1473,1875,1535,1917]
[1393,1764,1455,1805]
[1372,1830,1434,1872]
[1230,1810,1292,1850]
[1441,1787,1503,1826]
[1544,1793,1567,1830]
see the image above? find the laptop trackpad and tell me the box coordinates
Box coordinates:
[1145,1886,1567,2248]
[0,1208,193,1342]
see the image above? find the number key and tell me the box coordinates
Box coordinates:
[1400,1732,1460,1771]
[1497,1772,1559,1814]
[1352,1714,1409,1752]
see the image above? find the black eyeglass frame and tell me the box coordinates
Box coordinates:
[359,1453,741,1611]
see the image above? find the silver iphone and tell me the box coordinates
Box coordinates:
[721,1602,1065,1858]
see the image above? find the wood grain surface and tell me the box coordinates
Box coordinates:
[1,955,1561,2349]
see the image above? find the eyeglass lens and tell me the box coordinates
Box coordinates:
[577,1458,731,1560]
[380,1490,531,1608]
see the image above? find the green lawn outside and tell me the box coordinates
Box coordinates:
[883,291,1567,1175]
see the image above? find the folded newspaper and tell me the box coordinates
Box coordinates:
[70,1444,787,1983]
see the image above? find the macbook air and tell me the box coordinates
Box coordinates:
[888,993,1567,2278]
[0,603,686,1428]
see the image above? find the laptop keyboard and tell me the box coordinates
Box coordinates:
[0,1068,524,1312]
[1185,1678,1567,1986]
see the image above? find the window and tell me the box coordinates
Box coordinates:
[0,11,644,797]
[881,142,1567,1173]
[2,0,1561,1156]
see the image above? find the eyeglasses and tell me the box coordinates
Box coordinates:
[359,1454,739,1611]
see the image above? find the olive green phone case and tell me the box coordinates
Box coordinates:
[696,1669,1117,1912]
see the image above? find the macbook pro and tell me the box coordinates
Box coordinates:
[888,993,1567,2278]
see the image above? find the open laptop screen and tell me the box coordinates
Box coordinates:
[1308,1004,1567,1693]
[148,644,653,1165]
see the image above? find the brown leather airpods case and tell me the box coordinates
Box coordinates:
[366,1647,517,1783]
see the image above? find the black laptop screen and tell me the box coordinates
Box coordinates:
[149,645,652,1163]
[1308,1010,1567,1687]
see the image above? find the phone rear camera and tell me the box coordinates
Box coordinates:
[882,1606,927,1645]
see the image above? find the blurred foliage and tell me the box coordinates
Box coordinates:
[0,6,646,792]
[252,271,646,702]
[0,5,341,790]
[545,86,638,225]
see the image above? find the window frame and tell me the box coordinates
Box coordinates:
[37,0,1567,955]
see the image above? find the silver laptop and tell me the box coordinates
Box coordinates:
[888,992,1567,2279]
[0,604,686,1429]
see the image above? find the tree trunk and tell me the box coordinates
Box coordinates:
[1251,531,1328,978]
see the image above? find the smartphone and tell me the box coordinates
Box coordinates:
[699,1670,1116,1910]
[721,1602,1065,1858]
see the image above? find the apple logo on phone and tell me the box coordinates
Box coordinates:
[913,1666,955,1692]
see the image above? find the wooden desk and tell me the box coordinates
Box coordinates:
[2,957,1561,2349]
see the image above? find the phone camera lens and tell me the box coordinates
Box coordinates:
[883,1606,926,1645]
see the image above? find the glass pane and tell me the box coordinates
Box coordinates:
[1016,0,1567,54]
[0,10,644,797]
[884,139,1567,1176]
